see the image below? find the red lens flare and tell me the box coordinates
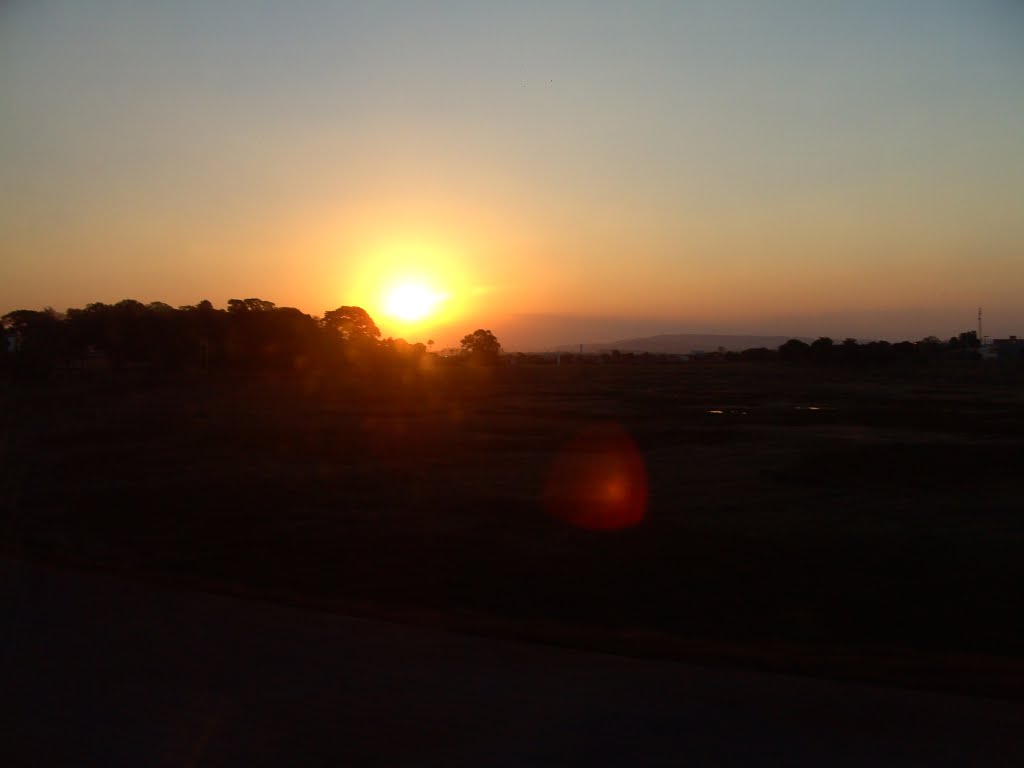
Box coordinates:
[543,425,649,531]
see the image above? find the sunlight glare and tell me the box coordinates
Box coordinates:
[384,282,445,323]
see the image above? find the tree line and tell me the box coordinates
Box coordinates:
[0,298,502,380]
[770,331,985,365]
[1,296,1006,382]
[511,331,992,367]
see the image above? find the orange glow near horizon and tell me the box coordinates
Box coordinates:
[334,235,483,340]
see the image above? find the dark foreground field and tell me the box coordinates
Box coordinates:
[3,361,1023,695]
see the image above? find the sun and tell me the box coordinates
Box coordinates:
[383,282,445,323]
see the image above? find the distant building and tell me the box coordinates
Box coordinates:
[981,335,1023,361]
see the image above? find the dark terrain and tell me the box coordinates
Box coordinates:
[8,558,1023,767]
[3,360,1023,695]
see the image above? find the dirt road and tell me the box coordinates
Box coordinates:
[3,559,1021,766]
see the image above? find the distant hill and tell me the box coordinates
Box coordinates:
[552,333,814,355]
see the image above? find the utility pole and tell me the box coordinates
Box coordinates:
[978,307,983,343]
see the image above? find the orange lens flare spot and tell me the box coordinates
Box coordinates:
[543,425,649,531]
[602,476,628,504]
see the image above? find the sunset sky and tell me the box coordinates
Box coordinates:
[2,1,1022,349]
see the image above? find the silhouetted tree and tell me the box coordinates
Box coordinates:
[778,339,810,362]
[382,337,428,358]
[808,336,835,364]
[3,308,62,346]
[1,297,456,380]
[460,329,501,364]
[0,325,8,372]
[1,308,65,378]
[222,299,320,369]
[917,336,946,361]
[321,306,380,342]
[228,298,277,314]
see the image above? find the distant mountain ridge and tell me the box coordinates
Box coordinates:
[552,333,814,355]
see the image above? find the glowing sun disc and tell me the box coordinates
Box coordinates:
[384,283,443,322]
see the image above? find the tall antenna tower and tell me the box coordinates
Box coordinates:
[978,307,983,343]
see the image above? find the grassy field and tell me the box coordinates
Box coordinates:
[3,360,1023,694]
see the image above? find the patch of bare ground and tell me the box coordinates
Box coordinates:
[3,360,1023,696]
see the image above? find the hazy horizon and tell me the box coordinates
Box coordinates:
[0,297,1000,353]
[3,1,1022,348]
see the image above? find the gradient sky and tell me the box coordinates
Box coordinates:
[2,1,1022,349]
